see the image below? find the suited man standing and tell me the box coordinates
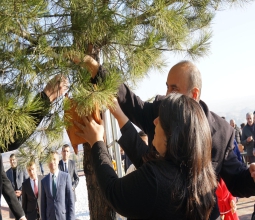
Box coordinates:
[22,161,43,220]
[6,154,29,218]
[41,151,75,220]
[59,144,79,201]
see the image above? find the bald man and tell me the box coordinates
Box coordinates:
[86,59,255,220]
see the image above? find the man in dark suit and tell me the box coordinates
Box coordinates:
[6,154,29,218]
[58,144,79,201]
[22,161,43,220]
[41,151,75,220]
[241,112,255,163]
[0,75,69,220]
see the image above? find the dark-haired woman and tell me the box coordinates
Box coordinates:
[76,93,217,219]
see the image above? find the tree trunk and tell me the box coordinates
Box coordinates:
[83,142,115,220]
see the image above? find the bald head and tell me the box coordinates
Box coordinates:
[230,119,235,128]
[166,61,202,101]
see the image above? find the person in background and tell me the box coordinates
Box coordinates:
[76,94,217,220]
[138,131,148,145]
[41,151,75,220]
[230,119,242,144]
[240,123,246,131]
[22,161,43,220]
[6,154,29,218]
[241,113,255,163]
[58,144,79,201]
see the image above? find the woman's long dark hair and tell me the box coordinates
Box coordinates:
[159,93,217,220]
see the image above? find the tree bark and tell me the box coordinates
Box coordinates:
[83,142,116,220]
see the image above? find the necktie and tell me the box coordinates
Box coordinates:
[52,174,56,199]
[34,179,38,198]
[64,162,68,173]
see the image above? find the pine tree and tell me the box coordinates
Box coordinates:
[0,0,247,219]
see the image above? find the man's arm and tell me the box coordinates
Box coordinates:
[220,130,255,197]
[1,156,25,219]
[2,75,68,153]
[221,150,255,197]
[241,128,249,147]
[109,100,149,168]
[21,182,28,216]
[71,160,79,189]
[118,121,150,168]
[1,92,51,153]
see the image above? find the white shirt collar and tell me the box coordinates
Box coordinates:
[29,177,38,193]
[50,169,59,178]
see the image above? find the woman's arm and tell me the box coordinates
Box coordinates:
[91,141,157,218]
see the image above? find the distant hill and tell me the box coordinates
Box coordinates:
[207,96,254,128]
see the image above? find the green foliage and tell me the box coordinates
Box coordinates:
[0,89,45,151]
[70,68,122,116]
[0,0,248,160]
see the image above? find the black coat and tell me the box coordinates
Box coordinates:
[241,124,255,156]
[22,175,43,220]
[91,122,186,219]
[116,83,255,219]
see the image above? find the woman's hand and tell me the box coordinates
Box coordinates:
[109,98,128,129]
[75,116,104,147]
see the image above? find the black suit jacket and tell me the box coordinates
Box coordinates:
[115,83,255,219]
[22,175,43,220]
[6,166,29,192]
[58,159,79,200]
[241,124,255,156]
[0,92,50,220]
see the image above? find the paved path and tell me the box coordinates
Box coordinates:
[237,196,255,220]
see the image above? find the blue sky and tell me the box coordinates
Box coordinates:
[134,2,255,114]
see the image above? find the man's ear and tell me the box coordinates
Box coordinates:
[191,87,200,102]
